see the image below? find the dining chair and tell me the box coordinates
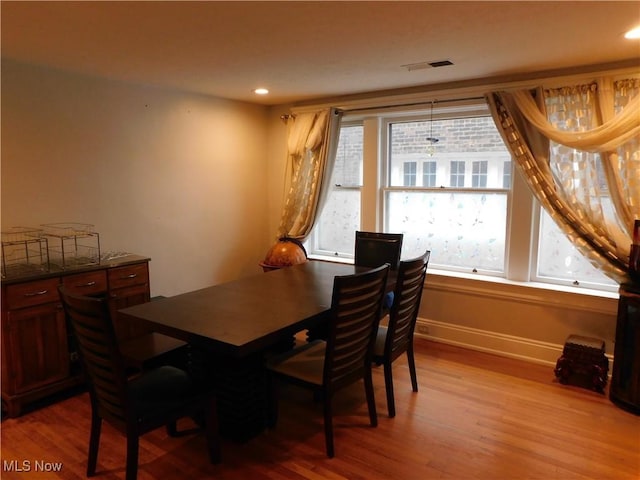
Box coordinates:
[372,250,430,418]
[355,230,404,316]
[354,231,404,271]
[266,263,390,458]
[58,286,220,480]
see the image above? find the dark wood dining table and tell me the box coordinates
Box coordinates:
[118,260,377,441]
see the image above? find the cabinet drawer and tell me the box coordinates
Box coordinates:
[4,278,61,310]
[108,263,149,290]
[62,270,107,296]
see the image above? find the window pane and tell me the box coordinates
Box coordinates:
[450,161,466,187]
[423,161,436,187]
[503,161,512,189]
[535,86,624,290]
[536,209,617,288]
[403,162,417,186]
[308,124,363,257]
[315,189,360,256]
[472,161,488,187]
[388,117,508,188]
[386,191,507,272]
[333,125,363,187]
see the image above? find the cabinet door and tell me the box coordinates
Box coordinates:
[3,302,69,395]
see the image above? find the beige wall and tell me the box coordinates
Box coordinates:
[1,60,273,296]
[420,273,617,364]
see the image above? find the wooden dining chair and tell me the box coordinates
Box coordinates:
[266,263,390,458]
[58,286,220,480]
[355,230,404,311]
[372,250,430,417]
[354,231,404,271]
[306,232,403,344]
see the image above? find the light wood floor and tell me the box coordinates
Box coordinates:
[2,338,638,480]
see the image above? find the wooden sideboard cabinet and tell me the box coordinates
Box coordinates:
[1,255,151,417]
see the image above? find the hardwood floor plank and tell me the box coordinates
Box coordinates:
[2,339,638,479]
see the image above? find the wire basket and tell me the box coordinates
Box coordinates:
[1,227,50,278]
[41,223,101,270]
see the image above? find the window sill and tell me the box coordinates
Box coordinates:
[308,254,353,265]
[308,255,619,314]
[425,268,618,315]
[427,267,619,299]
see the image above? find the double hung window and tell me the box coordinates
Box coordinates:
[384,114,510,274]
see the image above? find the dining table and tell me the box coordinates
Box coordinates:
[118,260,385,441]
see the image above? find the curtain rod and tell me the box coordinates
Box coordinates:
[339,95,486,114]
[282,95,487,121]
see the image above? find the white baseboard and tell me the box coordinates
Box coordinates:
[415,318,565,367]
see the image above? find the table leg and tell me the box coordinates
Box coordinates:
[189,347,267,442]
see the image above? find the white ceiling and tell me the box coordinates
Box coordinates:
[2,1,639,106]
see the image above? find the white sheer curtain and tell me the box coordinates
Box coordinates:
[277,107,342,241]
[487,77,640,282]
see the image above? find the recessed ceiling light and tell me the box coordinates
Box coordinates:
[254,88,269,95]
[625,26,640,39]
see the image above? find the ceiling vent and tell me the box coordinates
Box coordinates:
[402,59,454,71]
[428,60,454,68]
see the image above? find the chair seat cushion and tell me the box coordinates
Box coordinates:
[129,365,195,419]
[374,325,388,357]
[266,339,326,386]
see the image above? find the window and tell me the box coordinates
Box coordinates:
[472,161,488,187]
[385,114,510,274]
[529,86,621,291]
[308,123,363,258]
[423,161,436,187]
[535,208,617,288]
[403,162,417,186]
[306,98,616,292]
[503,160,512,189]
[532,145,617,290]
[450,161,465,187]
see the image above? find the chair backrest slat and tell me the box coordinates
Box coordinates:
[325,264,389,387]
[385,251,430,360]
